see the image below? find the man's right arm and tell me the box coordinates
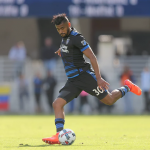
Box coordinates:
[55,48,61,57]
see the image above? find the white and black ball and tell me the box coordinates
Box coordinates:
[58,129,76,145]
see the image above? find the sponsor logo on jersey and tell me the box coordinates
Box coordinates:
[61,45,69,53]
[66,38,70,45]
[81,40,86,46]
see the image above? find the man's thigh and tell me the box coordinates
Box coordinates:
[58,80,82,103]
[74,70,108,100]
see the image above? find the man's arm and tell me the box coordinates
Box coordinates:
[83,47,109,90]
[55,48,61,57]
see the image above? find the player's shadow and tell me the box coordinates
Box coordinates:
[4,145,52,149]
[19,144,52,147]
[18,144,88,147]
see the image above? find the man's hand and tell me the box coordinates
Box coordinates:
[55,49,61,57]
[97,78,110,90]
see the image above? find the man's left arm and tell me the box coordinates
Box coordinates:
[73,34,109,90]
[83,47,109,90]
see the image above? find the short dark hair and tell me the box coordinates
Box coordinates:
[52,13,69,25]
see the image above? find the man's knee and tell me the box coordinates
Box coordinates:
[52,100,58,109]
[52,98,67,109]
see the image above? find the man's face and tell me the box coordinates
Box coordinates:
[45,38,52,47]
[55,22,70,38]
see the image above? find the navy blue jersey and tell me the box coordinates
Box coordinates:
[60,28,91,78]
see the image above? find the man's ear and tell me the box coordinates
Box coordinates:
[68,22,71,27]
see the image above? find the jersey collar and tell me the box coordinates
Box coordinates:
[63,27,77,39]
[70,27,78,35]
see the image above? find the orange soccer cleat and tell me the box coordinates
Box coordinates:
[42,132,60,144]
[124,79,142,96]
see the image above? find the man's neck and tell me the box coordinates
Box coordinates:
[67,27,72,36]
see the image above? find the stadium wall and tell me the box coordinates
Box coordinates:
[0,18,39,57]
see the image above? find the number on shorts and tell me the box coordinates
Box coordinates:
[93,86,104,96]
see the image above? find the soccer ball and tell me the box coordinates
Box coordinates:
[58,129,76,145]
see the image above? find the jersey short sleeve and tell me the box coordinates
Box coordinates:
[73,35,90,52]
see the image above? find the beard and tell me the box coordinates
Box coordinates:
[61,28,70,38]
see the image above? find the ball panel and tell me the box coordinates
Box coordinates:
[58,129,76,145]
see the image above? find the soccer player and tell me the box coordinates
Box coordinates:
[42,13,142,144]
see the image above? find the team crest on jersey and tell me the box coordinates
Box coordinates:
[61,45,69,53]
[81,40,86,46]
[66,38,70,45]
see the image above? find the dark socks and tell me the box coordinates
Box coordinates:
[118,85,130,97]
[55,118,65,132]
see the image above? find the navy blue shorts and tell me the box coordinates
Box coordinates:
[58,70,108,103]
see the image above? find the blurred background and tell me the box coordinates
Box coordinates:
[0,0,150,115]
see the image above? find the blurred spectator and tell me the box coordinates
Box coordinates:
[80,91,88,113]
[8,41,26,76]
[98,100,114,114]
[142,50,149,56]
[33,73,43,113]
[115,46,121,57]
[79,91,92,114]
[43,71,57,111]
[17,74,29,112]
[120,66,135,114]
[126,45,134,56]
[68,99,75,113]
[40,37,57,72]
[141,67,150,113]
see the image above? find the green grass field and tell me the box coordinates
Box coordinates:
[0,115,150,150]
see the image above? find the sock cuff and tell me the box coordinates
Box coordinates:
[118,86,129,98]
[55,118,65,132]
[124,85,130,92]
[55,118,65,125]
[118,88,124,97]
